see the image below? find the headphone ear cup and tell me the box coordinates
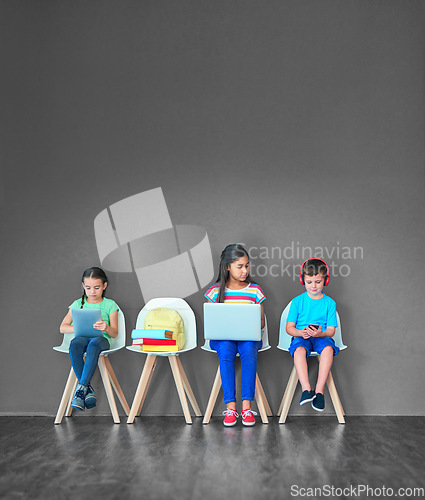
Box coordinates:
[324,275,330,286]
[299,273,304,285]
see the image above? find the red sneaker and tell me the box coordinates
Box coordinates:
[222,408,239,427]
[241,409,257,426]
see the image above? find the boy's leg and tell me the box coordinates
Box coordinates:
[69,337,90,382]
[315,345,334,394]
[293,346,311,391]
[238,340,260,410]
[79,337,110,386]
[211,340,238,407]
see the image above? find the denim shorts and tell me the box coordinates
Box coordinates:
[288,336,339,358]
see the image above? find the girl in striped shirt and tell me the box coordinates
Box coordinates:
[205,244,266,426]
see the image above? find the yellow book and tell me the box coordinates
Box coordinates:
[141,345,179,352]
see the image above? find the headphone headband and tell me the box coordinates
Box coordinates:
[299,258,330,286]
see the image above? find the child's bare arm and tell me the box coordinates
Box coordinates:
[60,309,74,334]
[286,321,310,339]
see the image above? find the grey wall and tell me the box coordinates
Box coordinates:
[1,0,424,417]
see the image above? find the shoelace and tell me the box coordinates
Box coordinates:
[241,409,258,418]
[222,409,239,418]
[75,389,86,399]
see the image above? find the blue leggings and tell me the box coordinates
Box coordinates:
[210,339,262,404]
[69,337,110,386]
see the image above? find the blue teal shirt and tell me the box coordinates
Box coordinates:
[287,292,337,331]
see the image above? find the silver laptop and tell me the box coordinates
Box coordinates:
[203,303,262,341]
[72,308,103,338]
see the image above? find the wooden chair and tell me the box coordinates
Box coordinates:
[126,297,202,424]
[201,317,273,424]
[276,302,347,424]
[53,308,130,424]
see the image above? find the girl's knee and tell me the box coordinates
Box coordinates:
[70,337,85,347]
[216,341,238,361]
[69,337,87,353]
[238,341,259,358]
[239,347,258,362]
[218,351,237,363]
[86,338,105,356]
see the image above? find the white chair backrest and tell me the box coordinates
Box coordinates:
[277,301,347,352]
[260,316,271,351]
[53,307,126,354]
[108,309,126,351]
[135,297,197,351]
[201,315,270,353]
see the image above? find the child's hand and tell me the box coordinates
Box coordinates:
[301,328,311,339]
[307,325,322,337]
[93,320,107,332]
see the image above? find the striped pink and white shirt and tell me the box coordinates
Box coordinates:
[204,282,266,304]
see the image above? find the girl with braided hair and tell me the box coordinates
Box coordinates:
[60,267,119,411]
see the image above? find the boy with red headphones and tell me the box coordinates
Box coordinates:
[286,258,339,411]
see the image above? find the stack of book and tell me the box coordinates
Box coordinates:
[131,329,178,352]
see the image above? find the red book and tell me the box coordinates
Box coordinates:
[141,338,177,346]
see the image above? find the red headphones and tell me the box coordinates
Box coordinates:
[299,258,330,286]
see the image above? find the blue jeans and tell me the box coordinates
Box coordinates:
[69,336,110,386]
[210,339,262,404]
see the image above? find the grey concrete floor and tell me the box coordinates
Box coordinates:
[1,416,424,500]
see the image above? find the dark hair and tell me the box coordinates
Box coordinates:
[302,259,328,278]
[216,244,250,303]
[80,267,108,308]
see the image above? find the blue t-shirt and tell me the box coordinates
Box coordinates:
[287,292,337,331]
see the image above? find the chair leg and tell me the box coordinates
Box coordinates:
[54,366,77,424]
[136,356,157,416]
[102,355,130,416]
[255,374,269,424]
[255,373,273,416]
[127,354,157,424]
[65,376,78,418]
[175,356,202,417]
[98,356,120,424]
[169,355,192,424]
[326,369,345,424]
[202,365,222,424]
[278,366,299,423]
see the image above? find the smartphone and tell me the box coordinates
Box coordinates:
[308,324,319,329]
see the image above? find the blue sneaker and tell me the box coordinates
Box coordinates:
[85,385,96,409]
[300,390,316,406]
[71,384,87,411]
[312,393,325,411]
